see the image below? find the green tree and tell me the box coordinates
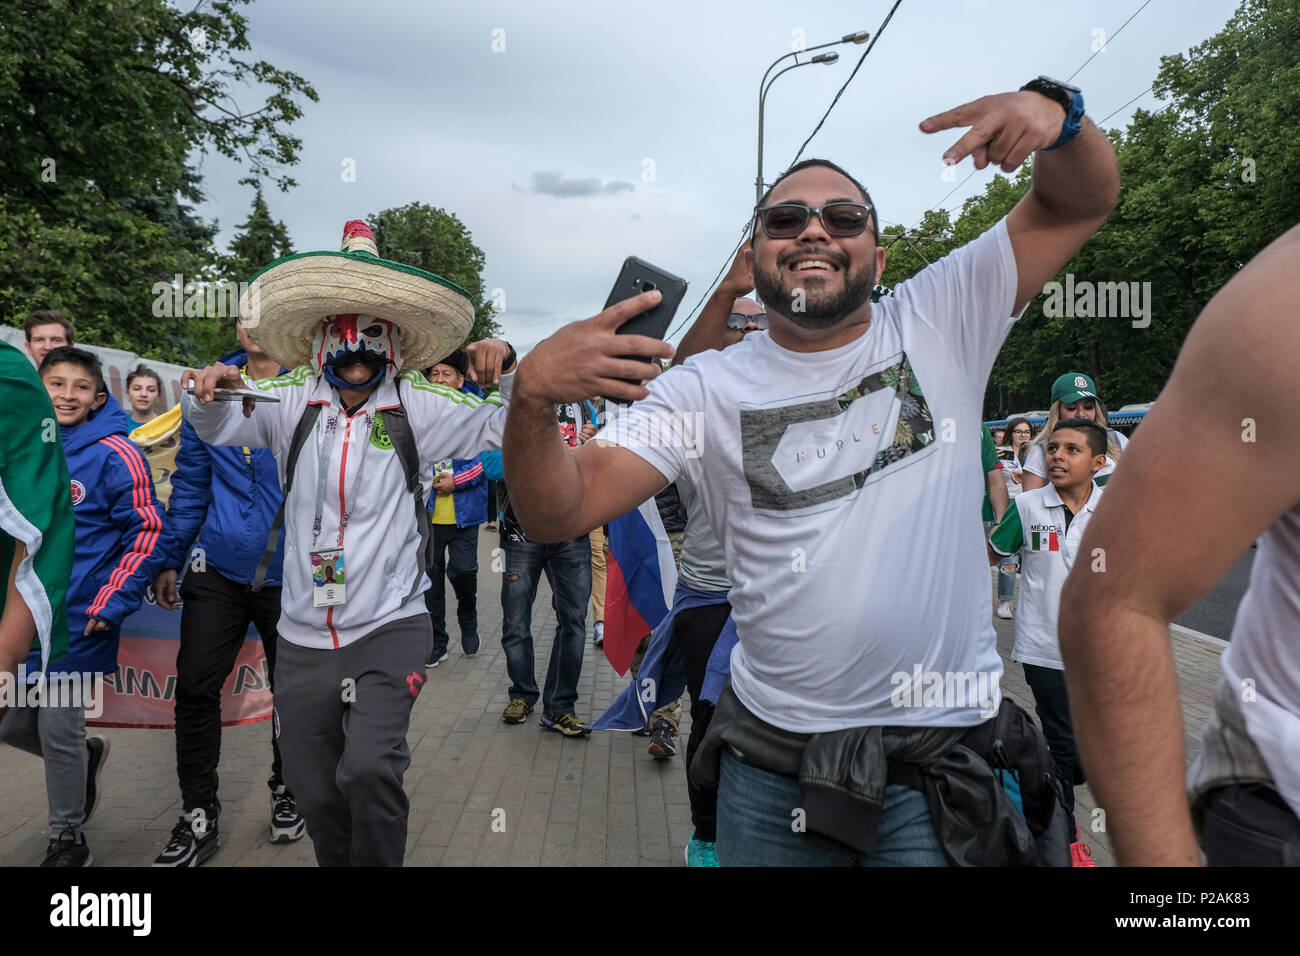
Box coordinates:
[0,0,317,363]
[228,189,294,277]
[369,202,501,344]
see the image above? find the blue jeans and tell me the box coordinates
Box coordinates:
[500,535,591,717]
[997,551,1019,602]
[715,748,949,866]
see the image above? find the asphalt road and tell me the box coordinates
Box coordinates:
[1173,547,1255,640]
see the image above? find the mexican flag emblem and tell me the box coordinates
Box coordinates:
[1031,530,1060,551]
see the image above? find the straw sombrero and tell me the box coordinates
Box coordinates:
[238,220,474,372]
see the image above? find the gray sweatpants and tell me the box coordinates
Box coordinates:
[274,614,432,866]
[0,683,87,837]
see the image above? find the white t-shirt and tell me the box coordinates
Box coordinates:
[1221,504,1300,819]
[598,219,1022,732]
[676,474,729,593]
[989,482,1103,669]
[1023,428,1127,481]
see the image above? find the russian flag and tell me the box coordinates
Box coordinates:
[603,497,678,675]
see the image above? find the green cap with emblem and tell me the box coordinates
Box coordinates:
[1051,372,1099,405]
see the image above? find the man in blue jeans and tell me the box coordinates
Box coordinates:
[498,401,596,737]
[503,78,1120,864]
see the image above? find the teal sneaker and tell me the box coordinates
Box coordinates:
[685,832,719,867]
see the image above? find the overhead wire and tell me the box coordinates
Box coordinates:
[667,0,904,340]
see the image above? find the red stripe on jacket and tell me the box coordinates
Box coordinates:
[454,462,484,485]
[88,436,162,619]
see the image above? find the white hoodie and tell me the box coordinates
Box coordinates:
[182,365,511,649]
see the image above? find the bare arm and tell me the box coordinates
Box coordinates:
[675,242,753,366]
[506,401,670,541]
[921,91,1120,314]
[505,290,677,542]
[1021,471,1046,492]
[0,542,34,720]
[988,468,1009,522]
[1059,224,1300,866]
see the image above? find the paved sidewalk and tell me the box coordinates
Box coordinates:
[0,543,1225,866]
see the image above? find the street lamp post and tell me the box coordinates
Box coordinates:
[755,31,869,212]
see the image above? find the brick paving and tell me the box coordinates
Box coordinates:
[0,543,1225,867]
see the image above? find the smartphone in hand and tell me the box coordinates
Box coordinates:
[604,256,688,406]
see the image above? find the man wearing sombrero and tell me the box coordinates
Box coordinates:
[182,220,516,866]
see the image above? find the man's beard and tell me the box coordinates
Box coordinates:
[754,255,876,329]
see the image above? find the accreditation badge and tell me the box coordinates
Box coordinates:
[311,548,347,606]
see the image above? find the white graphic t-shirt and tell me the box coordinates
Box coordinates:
[598,219,1022,732]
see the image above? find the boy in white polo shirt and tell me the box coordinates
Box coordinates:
[988,418,1106,861]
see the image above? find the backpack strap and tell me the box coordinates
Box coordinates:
[379,400,435,605]
[252,403,322,592]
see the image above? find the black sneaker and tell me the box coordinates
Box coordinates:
[152,809,219,867]
[269,786,306,843]
[84,736,110,824]
[647,718,679,758]
[41,829,91,867]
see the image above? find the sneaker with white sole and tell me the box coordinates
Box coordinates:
[269,786,306,843]
[593,622,604,647]
[996,602,1014,620]
[42,829,91,867]
[152,809,220,867]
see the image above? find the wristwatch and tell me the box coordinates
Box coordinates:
[1020,76,1084,151]
[501,342,517,373]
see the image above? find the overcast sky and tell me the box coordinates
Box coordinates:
[193,0,1240,351]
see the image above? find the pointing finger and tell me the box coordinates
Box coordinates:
[919,100,977,134]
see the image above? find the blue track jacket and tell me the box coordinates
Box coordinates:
[156,350,286,586]
[430,380,488,528]
[25,393,164,676]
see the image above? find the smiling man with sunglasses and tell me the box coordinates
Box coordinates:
[506,79,1120,866]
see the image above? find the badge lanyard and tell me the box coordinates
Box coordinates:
[310,406,374,551]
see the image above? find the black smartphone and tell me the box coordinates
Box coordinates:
[603,256,688,405]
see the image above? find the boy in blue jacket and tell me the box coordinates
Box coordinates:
[424,350,488,666]
[0,347,163,866]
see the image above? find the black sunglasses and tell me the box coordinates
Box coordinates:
[755,201,873,239]
[727,312,768,331]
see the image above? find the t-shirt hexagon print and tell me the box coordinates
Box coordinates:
[598,219,1023,734]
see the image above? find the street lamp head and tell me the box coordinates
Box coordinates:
[812,52,839,64]
[843,31,870,44]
